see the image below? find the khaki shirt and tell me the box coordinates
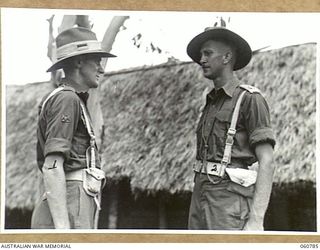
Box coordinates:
[36,86,100,172]
[196,81,275,168]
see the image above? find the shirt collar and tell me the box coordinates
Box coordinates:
[221,80,240,97]
[59,81,90,103]
[77,92,90,103]
[208,80,240,99]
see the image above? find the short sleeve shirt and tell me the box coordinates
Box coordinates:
[36,86,100,172]
[196,81,275,168]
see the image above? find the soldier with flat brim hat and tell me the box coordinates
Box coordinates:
[186,27,276,231]
[31,27,115,229]
[187,26,252,70]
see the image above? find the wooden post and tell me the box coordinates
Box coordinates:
[47,15,88,87]
[107,185,119,229]
[158,194,167,229]
[87,16,129,148]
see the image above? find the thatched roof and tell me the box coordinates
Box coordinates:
[99,43,316,194]
[6,82,55,210]
[237,44,316,185]
[5,43,316,210]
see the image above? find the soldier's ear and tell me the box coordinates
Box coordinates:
[76,58,83,69]
[74,55,85,69]
[223,51,233,64]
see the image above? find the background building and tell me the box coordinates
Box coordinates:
[5,43,316,231]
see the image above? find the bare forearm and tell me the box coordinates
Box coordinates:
[43,154,70,229]
[250,153,275,219]
[244,143,274,230]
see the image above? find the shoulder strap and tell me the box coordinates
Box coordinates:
[221,91,246,164]
[79,99,97,168]
[219,85,262,176]
[40,86,97,168]
[240,84,261,94]
[40,86,65,115]
[218,89,247,176]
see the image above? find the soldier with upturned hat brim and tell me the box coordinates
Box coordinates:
[187,27,276,230]
[31,27,115,229]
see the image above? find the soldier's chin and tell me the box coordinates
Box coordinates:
[90,81,99,88]
[203,72,214,80]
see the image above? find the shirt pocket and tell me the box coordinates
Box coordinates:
[214,110,232,148]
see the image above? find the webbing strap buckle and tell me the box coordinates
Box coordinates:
[90,137,96,147]
[227,128,236,136]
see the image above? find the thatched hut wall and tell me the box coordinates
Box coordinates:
[5,43,316,213]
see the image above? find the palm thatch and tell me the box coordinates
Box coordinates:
[237,44,316,184]
[99,43,316,192]
[6,82,54,210]
[99,62,205,194]
[5,43,316,210]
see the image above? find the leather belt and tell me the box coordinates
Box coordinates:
[65,169,83,181]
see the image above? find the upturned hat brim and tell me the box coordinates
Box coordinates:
[46,27,117,72]
[187,27,252,70]
[47,50,116,72]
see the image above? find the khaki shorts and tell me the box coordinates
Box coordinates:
[31,180,96,229]
[188,173,253,230]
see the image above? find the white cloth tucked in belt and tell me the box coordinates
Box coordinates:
[225,168,257,187]
[65,169,83,181]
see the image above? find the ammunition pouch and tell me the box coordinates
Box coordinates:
[82,168,106,197]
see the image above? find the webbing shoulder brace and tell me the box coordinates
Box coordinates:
[40,86,104,229]
[240,84,261,94]
[219,85,261,177]
[40,86,97,168]
[40,86,65,114]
